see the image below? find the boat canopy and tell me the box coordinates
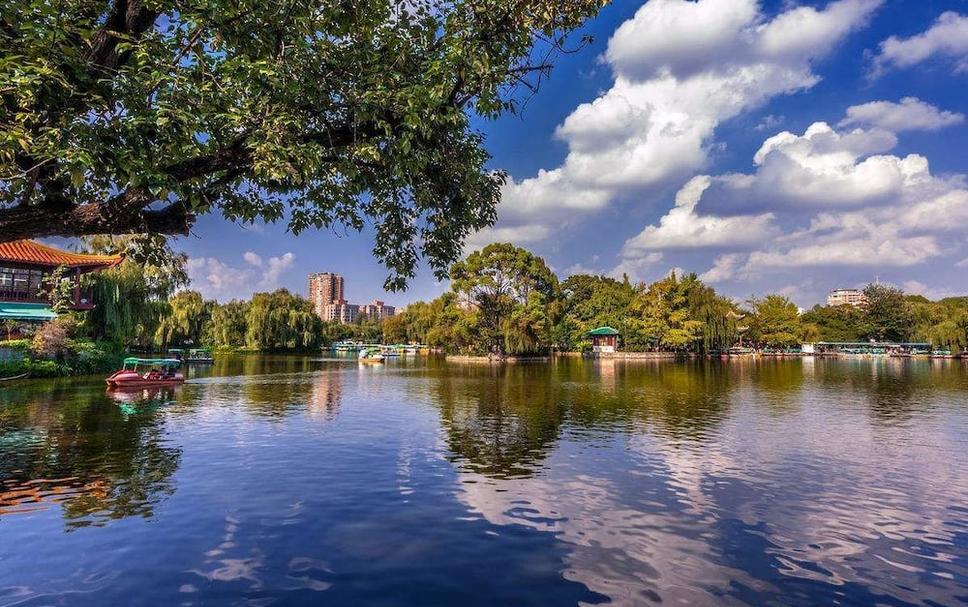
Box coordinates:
[123,357,182,367]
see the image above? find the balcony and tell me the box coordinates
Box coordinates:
[0,288,94,311]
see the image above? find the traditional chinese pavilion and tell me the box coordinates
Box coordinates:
[0,240,122,320]
[587,326,620,353]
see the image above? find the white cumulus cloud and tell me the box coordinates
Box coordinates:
[699,254,747,283]
[620,119,968,284]
[873,12,968,75]
[840,97,965,132]
[186,251,297,301]
[621,176,776,252]
[477,0,883,248]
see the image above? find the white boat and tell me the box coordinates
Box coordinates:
[358,348,385,363]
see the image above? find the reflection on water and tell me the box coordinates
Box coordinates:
[0,355,966,606]
[0,381,181,528]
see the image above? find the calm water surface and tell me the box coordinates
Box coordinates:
[1,356,967,606]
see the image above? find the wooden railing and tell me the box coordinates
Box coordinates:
[0,289,93,309]
[0,289,50,304]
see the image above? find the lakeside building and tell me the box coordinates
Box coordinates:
[0,240,122,322]
[827,288,866,307]
[308,272,344,318]
[309,272,397,324]
[321,300,360,324]
[588,326,620,353]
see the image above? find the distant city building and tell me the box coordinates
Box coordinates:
[308,272,344,317]
[309,272,397,324]
[322,300,360,324]
[827,288,867,307]
[360,300,396,320]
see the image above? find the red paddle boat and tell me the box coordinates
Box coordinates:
[106,357,185,389]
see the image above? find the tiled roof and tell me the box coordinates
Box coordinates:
[587,326,620,336]
[0,240,123,268]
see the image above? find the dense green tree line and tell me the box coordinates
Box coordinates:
[389,245,968,355]
[801,284,968,352]
[390,244,747,355]
[66,241,968,356]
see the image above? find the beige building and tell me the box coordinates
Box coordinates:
[360,300,396,320]
[827,288,866,307]
[322,301,360,324]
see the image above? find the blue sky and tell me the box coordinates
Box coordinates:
[174,0,968,307]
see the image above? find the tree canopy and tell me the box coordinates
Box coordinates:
[0,0,605,288]
[748,295,801,347]
[450,242,558,353]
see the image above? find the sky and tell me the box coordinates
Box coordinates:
[172,0,968,308]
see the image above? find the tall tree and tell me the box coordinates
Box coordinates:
[155,290,211,347]
[1,0,605,288]
[628,272,703,351]
[748,295,801,348]
[245,289,321,350]
[206,300,250,347]
[862,283,912,342]
[800,303,864,342]
[450,243,557,354]
[558,274,636,349]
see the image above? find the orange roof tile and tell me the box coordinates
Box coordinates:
[0,240,123,269]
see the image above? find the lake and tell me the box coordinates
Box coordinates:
[1,355,966,606]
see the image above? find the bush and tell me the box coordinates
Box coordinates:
[0,320,124,378]
[0,358,71,378]
[68,340,124,375]
[0,339,32,351]
[32,317,76,359]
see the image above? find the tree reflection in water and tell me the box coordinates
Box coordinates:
[0,381,181,529]
[425,358,746,480]
[421,357,967,606]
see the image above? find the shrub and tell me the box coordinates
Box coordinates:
[32,317,76,359]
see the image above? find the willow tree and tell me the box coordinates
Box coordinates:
[1,0,605,288]
[154,290,211,347]
[81,234,188,345]
[245,289,321,350]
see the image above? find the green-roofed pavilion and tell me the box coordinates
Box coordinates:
[587,326,620,352]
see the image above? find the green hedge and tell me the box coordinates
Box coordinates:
[0,340,124,378]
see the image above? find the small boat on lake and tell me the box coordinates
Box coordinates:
[168,347,215,364]
[358,347,385,363]
[106,357,185,388]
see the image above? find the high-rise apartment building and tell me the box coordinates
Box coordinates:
[308,272,344,317]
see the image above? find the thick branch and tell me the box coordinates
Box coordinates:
[0,189,192,242]
[84,0,159,73]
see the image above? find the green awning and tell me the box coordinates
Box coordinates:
[587,326,620,336]
[123,357,182,366]
[0,302,58,321]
